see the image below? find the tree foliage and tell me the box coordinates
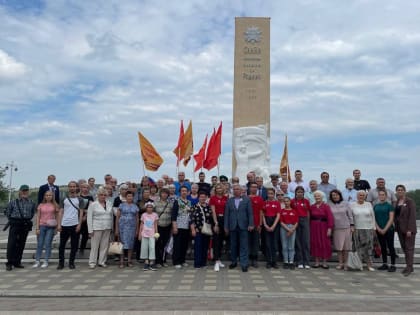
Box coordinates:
[0,168,7,203]
[406,189,420,219]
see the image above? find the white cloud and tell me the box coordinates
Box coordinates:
[0,49,26,79]
[1,0,420,190]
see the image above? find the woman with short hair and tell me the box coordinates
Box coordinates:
[155,188,174,267]
[350,190,376,271]
[310,191,334,269]
[87,188,113,268]
[115,191,139,268]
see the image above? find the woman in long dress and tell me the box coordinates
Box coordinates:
[310,190,334,269]
[115,191,139,268]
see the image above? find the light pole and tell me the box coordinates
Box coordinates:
[4,161,18,203]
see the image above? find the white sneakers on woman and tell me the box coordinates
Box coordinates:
[32,261,48,268]
[214,261,225,272]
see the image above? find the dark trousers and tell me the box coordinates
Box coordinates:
[377,229,396,265]
[295,216,310,265]
[248,229,260,260]
[135,239,141,260]
[79,221,89,251]
[194,232,210,268]
[59,225,79,265]
[264,216,279,264]
[172,229,189,265]
[213,216,226,260]
[398,231,416,270]
[156,225,171,265]
[6,223,29,266]
[230,228,249,267]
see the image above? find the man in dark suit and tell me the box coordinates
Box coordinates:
[255,176,268,200]
[38,175,60,204]
[224,184,254,272]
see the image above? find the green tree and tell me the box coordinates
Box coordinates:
[0,167,7,202]
[406,189,420,219]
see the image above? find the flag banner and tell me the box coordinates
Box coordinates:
[280,134,291,182]
[193,134,208,172]
[182,120,193,166]
[138,132,164,171]
[203,122,222,171]
[173,120,184,165]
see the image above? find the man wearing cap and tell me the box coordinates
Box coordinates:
[270,174,281,194]
[5,185,36,271]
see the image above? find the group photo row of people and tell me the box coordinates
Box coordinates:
[4,169,417,276]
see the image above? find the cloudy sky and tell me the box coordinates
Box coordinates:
[1,0,420,190]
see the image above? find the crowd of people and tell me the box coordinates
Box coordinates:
[3,169,417,277]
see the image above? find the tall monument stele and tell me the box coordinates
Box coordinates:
[232,17,270,184]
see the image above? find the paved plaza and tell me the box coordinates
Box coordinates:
[0,261,420,313]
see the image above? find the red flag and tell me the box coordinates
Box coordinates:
[203,122,222,171]
[173,120,184,165]
[193,134,208,172]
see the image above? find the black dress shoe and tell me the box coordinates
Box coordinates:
[272,263,279,269]
[388,265,396,272]
[241,266,248,272]
[266,262,272,269]
[6,265,12,271]
[229,263,237,269]
[57,264,64,270]
[14,264,24,269]
[69,264,76,270]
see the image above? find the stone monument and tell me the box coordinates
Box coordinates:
[232,17,270,184]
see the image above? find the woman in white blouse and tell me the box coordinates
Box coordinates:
[87,187,114,268]
[350,190,376,271]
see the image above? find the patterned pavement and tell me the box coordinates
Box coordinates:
[1,262,420,312]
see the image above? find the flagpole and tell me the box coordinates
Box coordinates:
[217,155,220,178]
[192,158,196,183]
[285,133,289,182]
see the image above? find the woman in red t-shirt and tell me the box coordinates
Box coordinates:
[210,183,228,271]
[291,186,311,269]
[280,196,299,269]
[262,188,281,268]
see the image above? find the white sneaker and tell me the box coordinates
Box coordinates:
[32,261,40,268]
[368,266,375,272]
[214,262,220,272]
[297,264,304,269]
[40,262,48,268]
[89,264,96,269]
[218,261,225,268]
[174,264,182,269]
[304,265,311,269]
[182,262,189,267]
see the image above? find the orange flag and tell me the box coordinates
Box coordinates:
[193,134,208,172]
[203,122,222,171]
[138,132,164,171]
[279,134,291,182]
[173,120,184,165]
[182,120,193,166]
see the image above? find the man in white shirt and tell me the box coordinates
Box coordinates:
[288,170,309,193]
[57,181,84,270]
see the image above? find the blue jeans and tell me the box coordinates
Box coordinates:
[281,225,296,263]
[35,226,55,262]
[230,228,249,268]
